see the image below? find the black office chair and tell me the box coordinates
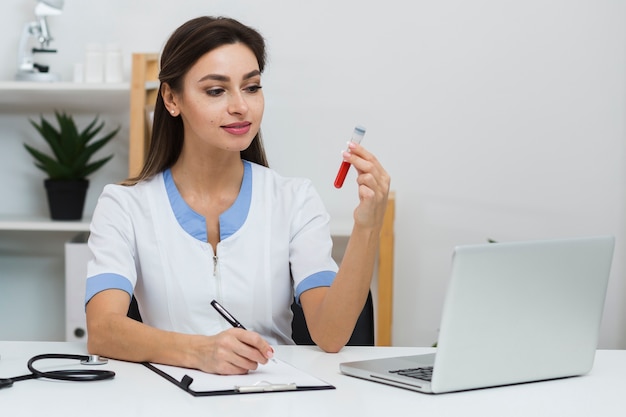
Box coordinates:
[291,291,375,346]
[129,292,375,347]
[127,295,142,322]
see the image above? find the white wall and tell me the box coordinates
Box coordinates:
[1,0,625,348]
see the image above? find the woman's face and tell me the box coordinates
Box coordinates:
[174,42,264,154]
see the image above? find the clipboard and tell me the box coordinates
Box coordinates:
[143,358,335,396]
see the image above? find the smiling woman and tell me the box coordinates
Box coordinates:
[83,16,390,376]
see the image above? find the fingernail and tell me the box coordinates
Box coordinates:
[348,141,357,149]
[342,151,351,159]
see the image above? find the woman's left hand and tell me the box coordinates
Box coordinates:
[301,142,389,352]
[342,141,390,230]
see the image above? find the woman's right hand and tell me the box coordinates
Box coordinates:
[194,328,275,375]
[86,290,274,376]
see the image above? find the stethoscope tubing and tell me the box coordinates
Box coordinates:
[1,353,115,389]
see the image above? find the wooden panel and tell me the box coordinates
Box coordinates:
[128,53,159,177]
[376,191,395,346]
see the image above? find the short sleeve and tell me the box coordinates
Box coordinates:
[288,180,338,303]
[85,185,138,305]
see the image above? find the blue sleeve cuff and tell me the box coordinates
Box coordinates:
[294,270,336,305]
[85,273,133,306]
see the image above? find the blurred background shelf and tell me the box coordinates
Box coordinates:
[0,81,130,113]
[0,215,90,232]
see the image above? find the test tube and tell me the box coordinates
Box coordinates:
[334,125,367,188]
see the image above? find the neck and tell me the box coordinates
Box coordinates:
[171,142,244,188]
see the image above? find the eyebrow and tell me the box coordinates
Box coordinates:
[198,69,261,83]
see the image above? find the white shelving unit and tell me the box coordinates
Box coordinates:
[0,81,129,341]
[0,81,130,113]
[0,215,90,232]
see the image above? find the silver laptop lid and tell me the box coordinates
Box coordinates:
[431,235,614,393]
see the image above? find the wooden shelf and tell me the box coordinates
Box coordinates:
[0,215,90,232]
[376,191,395,346]
[0,81,130,113]
[129,53,160,177]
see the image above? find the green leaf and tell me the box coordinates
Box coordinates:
[82,155,114,178]
[80,116,105,142]
[29,117,65,164]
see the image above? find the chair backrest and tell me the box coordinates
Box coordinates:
[127,295,142,322]
[291,291,375,346]
[130,293,375,346]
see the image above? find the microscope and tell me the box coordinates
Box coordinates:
[15,0,64,82]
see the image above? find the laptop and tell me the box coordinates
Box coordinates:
[340,235,615,394]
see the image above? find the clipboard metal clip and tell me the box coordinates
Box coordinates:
[235,380,297,393]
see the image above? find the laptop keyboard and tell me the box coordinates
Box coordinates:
[389,366,433,381]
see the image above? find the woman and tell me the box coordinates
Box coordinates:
[85,16,390,375]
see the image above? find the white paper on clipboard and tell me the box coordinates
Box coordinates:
[150,358,332,393]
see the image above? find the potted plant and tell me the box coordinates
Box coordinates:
[24,110,120,220]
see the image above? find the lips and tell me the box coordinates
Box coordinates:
[222,122,252,135]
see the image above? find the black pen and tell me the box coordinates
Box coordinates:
[210,299,247,330]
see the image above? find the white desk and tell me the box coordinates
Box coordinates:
[1,342,624,416]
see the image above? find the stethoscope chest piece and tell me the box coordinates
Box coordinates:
[81,355,109,365]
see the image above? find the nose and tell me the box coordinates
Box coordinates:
[227,91,248,115]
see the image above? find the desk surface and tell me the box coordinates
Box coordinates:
[1,342,624,416]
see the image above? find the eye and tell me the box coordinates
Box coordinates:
[206,88,225,97]
[245,85,263,94]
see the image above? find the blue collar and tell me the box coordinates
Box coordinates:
[163,161,252,242]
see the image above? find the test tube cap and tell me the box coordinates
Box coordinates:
[354,125,367,135]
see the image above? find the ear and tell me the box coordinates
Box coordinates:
[161,82,180,117]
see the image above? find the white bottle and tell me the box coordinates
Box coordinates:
[84,43,104,83]
[104,43,123,83]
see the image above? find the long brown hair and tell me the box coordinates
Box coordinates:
[124,16,269,185]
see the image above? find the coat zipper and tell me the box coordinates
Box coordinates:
[213,253,223,308]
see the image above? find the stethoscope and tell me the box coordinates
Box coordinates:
[0,354,115,389]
